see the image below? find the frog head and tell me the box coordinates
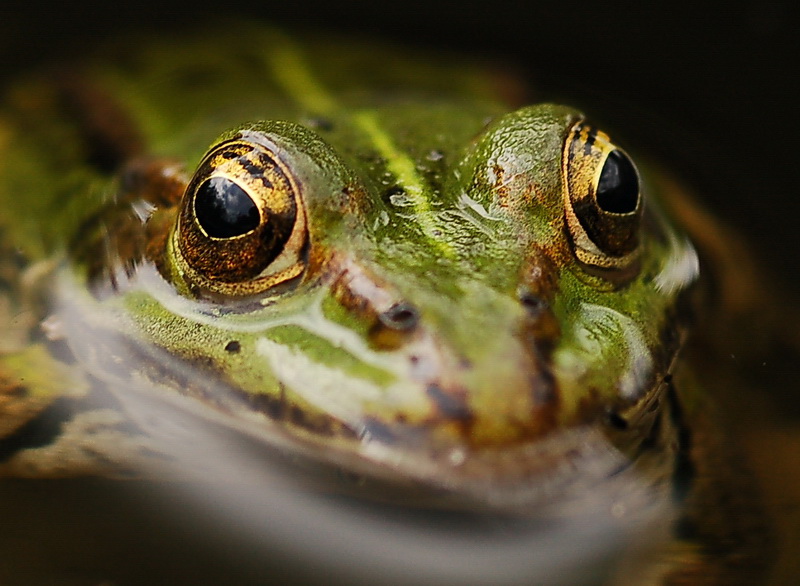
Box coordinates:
[112,102,697,500]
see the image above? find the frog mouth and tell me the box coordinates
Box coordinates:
[231,377,674,514]
[237,323,673,512]
[287,373,676,514]
[55,246,676,512]
[106,332,674,513]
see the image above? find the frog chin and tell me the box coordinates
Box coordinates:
[322,408,675,515]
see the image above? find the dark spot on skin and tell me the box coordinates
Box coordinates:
[224,340,241,353]
[288,404,332,436]
[289,404,305,425]
[7,384,29,398]
[378,303,420,332]
[607,410,629,430]
[426,384,473,422]
[519,290,548,316]
[530,370,557,405]
[410,355,420,365]
[244,384,286,421]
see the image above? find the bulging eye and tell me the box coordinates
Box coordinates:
[562,123,642,270]
[174,138,308,296]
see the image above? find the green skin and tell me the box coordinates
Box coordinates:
[0,28,701,503]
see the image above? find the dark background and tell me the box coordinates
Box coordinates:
[2,0,798,298]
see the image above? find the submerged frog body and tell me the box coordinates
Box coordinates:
[0,27,772,584]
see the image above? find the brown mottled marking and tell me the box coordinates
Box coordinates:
[426,383,473,423]
[490,163,510,208]
[120,158,188,208]
[55,72,145,173]
[328,256,419,349]
[329,256,399,316]
[70,158,188,290]
[518,248,561,353]
[514,249,562,438]
[517,249,560,374]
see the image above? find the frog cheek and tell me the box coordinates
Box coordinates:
[562,122,643,273]
[172,138,309,297]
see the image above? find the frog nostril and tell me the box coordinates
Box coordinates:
[378,302,420,331]
[519,291,547,315]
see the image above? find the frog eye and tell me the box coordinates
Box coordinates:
[562,123,642,270]
[175,138,308,296]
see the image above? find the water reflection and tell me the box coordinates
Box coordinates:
[2,398,675,586]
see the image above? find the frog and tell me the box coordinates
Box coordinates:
[0,25,775,584]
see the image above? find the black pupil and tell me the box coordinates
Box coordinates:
[194,177,260,238]
[596,150,639,214]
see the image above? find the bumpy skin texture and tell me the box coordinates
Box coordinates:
[0,26,771,583]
